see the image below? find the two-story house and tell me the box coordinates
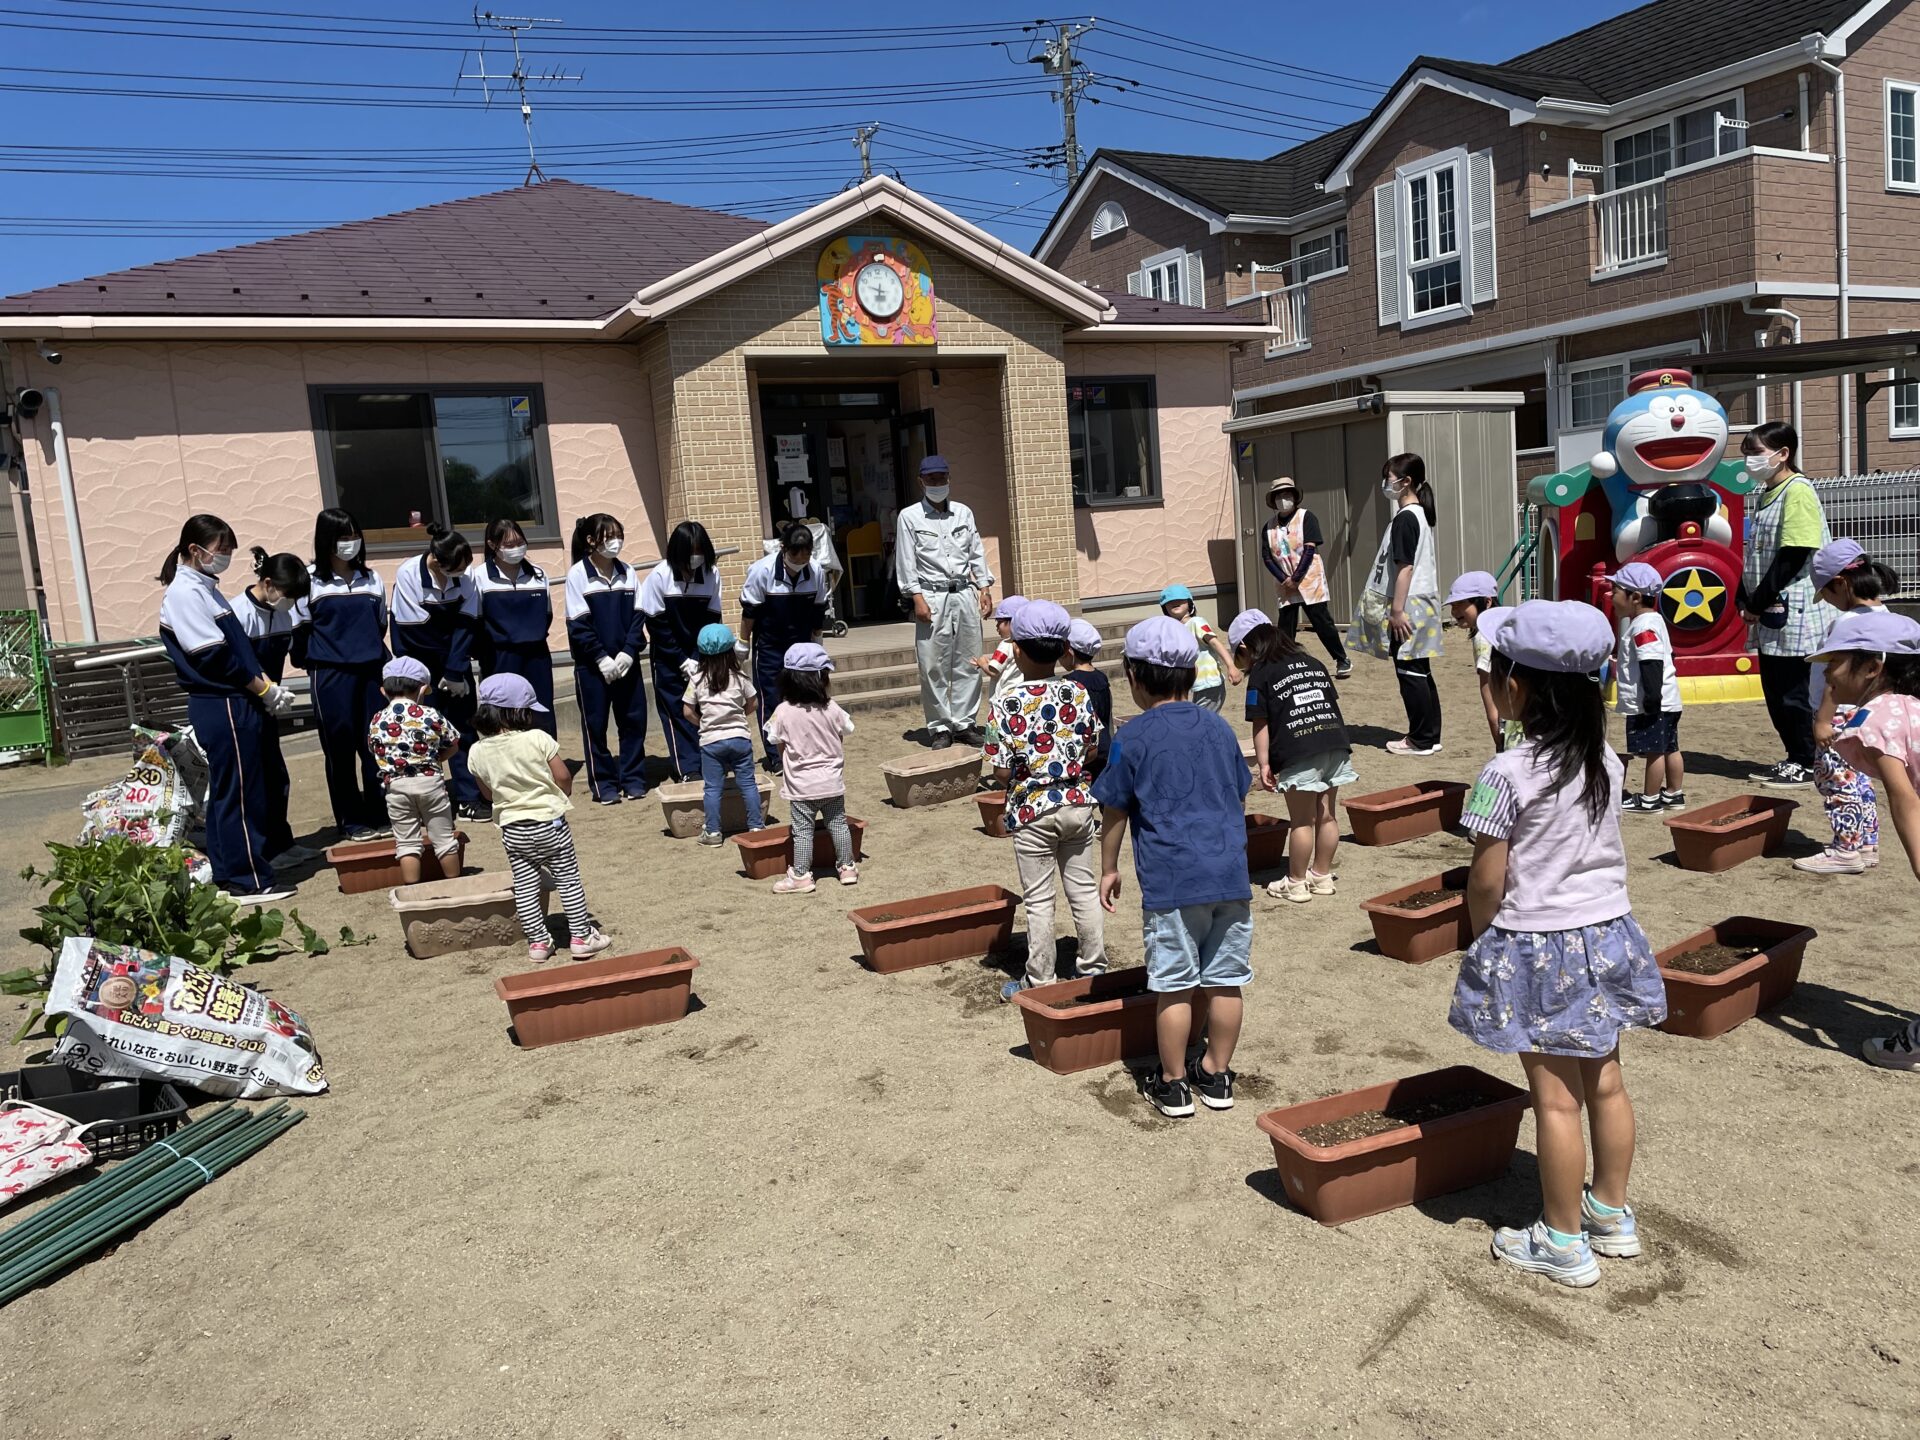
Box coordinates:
[1039,0,1920,610]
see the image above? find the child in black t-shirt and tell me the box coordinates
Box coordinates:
[1065,618,1113,777]
[1228,608,1356,904]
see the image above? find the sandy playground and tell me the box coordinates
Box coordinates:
[0,652,1918,1439]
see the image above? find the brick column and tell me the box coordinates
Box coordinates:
[662,343,762,624]
[998,346,1080,608]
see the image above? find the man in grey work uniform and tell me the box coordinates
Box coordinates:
[894,455,995,749]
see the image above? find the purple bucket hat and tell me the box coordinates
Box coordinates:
[1813,538,1866,591]
[1226,608,1271,649]
[1123,615,1200,667]
[1445,571,1500,606]
[1611,562,1665,597]
[1012,599,1072,643]
[1812,609,1920,661]
[1481,600,1615,673]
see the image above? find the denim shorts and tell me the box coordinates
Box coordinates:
[1624,712,1680,756]
[1142,900,1254,992]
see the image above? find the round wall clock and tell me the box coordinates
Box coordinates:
[855,261,905,320]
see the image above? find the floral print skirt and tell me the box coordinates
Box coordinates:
[1448,914,1668,1057]
[1347,591,1443,662]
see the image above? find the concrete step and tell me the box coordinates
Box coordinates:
[836,654,1129,714]
[830,616,1137,674]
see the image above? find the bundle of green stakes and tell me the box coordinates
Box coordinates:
[0,1099,304,1307]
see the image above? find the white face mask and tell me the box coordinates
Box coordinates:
[598,539,623,559]
[923,483,950,504]
[497,545,527,564]
[447,568,469,584]
[196,548,232,576]
[272,595,296,614]
[335,538,363,560]
[1276,498,1298,517]
[1382,478,1402,501]
[1745,452,1783,481]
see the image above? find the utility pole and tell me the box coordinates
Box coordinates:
[853,123,880,182]
[1029,20,1094,185]
[459,9,581,185]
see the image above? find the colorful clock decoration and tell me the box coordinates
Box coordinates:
[818,235,936,346]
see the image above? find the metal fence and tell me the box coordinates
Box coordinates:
[1807,470,1920,598]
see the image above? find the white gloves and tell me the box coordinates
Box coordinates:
[597,655,620,682]
[442,676,471,699]
[612,652,635,681]
[260,683,296,717]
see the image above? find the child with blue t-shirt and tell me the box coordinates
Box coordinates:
[1094,616,1253,1120]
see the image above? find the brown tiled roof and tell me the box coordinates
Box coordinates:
[1091,290,1264,326]
[0,179,770,319]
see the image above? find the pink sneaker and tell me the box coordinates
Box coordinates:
[527,941,554,963]
[773,868,816,894]
[1793,848,1868,875]
[837,864,859,887]
[570,928,613,959]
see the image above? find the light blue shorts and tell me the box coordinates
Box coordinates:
[1142,900,1254,993]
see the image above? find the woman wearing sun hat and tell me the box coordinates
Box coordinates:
[1260,477,1350,678]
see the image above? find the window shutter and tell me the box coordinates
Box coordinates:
[1183,251,1205,307]
[1125,269,1144,296]
[1373,181,1400,326]
[1468,148,1497,305]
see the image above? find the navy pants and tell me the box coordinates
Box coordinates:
[751,637,791,769]
[575,662,649,801]
[488,646,558,737]
[260,719,294,855]
[189,692,273,893]
[652,653,700,782]
[307,664,385,829]
[432,679,481,808]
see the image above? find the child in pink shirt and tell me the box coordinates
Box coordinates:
[763,643,857,894]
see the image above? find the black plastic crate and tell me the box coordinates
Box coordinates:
[0,1066,190,1160]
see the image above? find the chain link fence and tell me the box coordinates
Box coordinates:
[1807,470,1920,598]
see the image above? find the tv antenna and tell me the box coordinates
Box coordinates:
[457,9,582,184]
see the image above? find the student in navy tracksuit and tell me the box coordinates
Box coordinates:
[642,520,723,783]
[233,548,314,865]
[474,518,557,737]
[739,521,830,772]
[293,508,389,841]
[157,515,295,903]
[566,512,649,803]
[390,525,485,817]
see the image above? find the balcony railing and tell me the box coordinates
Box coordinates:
[1264,282,1311,356]
[1594,176,1668,275]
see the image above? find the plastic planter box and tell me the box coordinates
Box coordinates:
[848,884,1018,973]
[1655,916,1817,1039]
[1359,866,1473,964]
[1255,1065,1530,1226]
[733,819,868,880]
[390,872,540,958]
[1345,781,1470,847]
[1663,794,1798,872]
[325,832,468,895]
[496,948,698,1048]
[0,1066,189,1159]
[1013,966,1162,1074]
[656,777,776,840]
[1245,813,1290,873]
[882,748,982,808]
[976,791,1008,837]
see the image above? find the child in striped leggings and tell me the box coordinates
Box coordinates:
[468,674,612,963]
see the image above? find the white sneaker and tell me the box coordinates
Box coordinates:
[569,928,613,960]
[227,883,295,906]
[1385,739,1443,757]
[1864,1020,1920,1072]
[1266,876,1311,904]
[1793,848,1869,875]
[1305,869,1337,897]
[1490,1220,1600,1287]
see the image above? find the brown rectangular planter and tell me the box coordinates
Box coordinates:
[976,791,1008,837]
[848,884,1018,973]
[1655,916,1817,1039]
[732,818,868,880]
[882,748,982,808]
[1345,781,1470,846]
[1359,866,1472,964]
[1245,813,1290,873]
[1013,966,1161,1074]
[390,872,541,958]
[656,776,776,840]
[325,832,469,894]
[1663,794,1798,872]
[495,948,698,1048]
[1255,1065,1530,1226]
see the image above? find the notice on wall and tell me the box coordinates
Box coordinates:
[827,437,846,469]
[775,433,810,485]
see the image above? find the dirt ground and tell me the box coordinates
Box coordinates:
[2,648,1918,1439]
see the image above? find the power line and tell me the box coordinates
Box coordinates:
[1091,19,1388,93]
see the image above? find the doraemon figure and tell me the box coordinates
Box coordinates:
[1587,368,1732,562]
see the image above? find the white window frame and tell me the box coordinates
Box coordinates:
[1891,366,1920,438]
[1602,89,1746,191]
[1292,220,1349,283]
[1138,246,1187,304]
[1557,342,1702,432]
[1402,152,1465,323]
[1887,80,1920,193]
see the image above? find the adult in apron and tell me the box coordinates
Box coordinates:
[1260,477,1350,678]
[1347,454,1444,755]
[893,455,996,749]
[740,522,831,771]
[1736,422,1830,787]
[156,515,295,903]
[474,519,556,738]
[293,508,388,842]
[565,512,649,803]
[389,526,484,815]
[233,548,314,866]
[642,521,724,783]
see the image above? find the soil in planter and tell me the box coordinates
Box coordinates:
[1664,941,1764,975]
[1388,887,1465,911]
[869,912,904,923]
[1701,809,1765,828]
[1296,1089,1487,1147]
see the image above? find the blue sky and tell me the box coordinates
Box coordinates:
[1,0,1642,295]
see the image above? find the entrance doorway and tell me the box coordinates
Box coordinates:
[757,383,937,625]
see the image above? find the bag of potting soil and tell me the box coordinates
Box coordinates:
[79,727,194,850]
[46,937,328,1099]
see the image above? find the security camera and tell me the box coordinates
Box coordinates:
[35,343,61,365]
[13,388,45,420]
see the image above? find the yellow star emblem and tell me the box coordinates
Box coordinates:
[1664,568,1724,624]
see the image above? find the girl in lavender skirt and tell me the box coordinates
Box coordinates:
[1449,600,1668,1288]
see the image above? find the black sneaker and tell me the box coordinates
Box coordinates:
[1760,762,1813,788]
[1621,793,1663,815]
[1140,1069,1194,1118]
[1191,1062,1235,1111]
[1333,663,1353,680]
[455,801,493,821]
[928,731,954,751]
[960,725,987,746]
[1660,790,1688,810]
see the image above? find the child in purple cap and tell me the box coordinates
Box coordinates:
[1800,541,1900,874]
[1608,563,1685,815]
[1452,600,1667,1287]
[1093,616,1252,1119]
[470,673,611,963]
[764,642,858,893]
[366,657,461,887]
[972,595,1030,749]
[984,600,1107,1000]
[1820,609,1920,1068]
[1446,570,1516,754]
